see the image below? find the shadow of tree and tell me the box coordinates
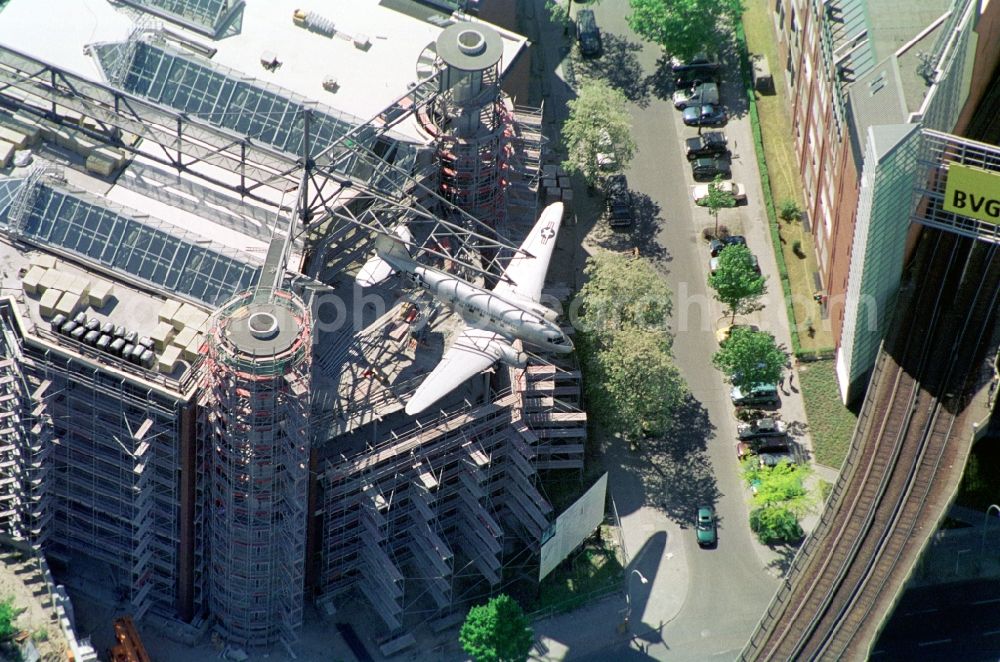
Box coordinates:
[584,191,670,262]
[765,542,800,576]
[569,33,650,105]
[627,394,720,525]
[644,54,678,101]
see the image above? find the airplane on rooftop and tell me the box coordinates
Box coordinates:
[356,201,573,415]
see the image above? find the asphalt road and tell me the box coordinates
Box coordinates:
[569,2,780,659]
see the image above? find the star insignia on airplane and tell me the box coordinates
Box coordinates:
[540,226,556,243]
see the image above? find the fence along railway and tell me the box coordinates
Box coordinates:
[741,229,1000,661]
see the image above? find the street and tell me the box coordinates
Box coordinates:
[527,0,816,658]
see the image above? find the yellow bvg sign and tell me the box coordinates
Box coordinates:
[944,164,1000,224]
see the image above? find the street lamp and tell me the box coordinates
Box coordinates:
[980,504,1000,554]
[624,569,649,628]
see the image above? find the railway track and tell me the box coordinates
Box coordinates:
[742,231,1000,660]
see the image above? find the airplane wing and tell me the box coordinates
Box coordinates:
[405,327,508,415]
[356,225,413,287]
[493,201,564,304]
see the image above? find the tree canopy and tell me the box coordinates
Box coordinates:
[575,251,672,346]
[459,594,534,662]
[702,175,737,232]
[707,243,767,322]
[712,327,787,390]
[562,81,637,186]
[626,0,744,61]
[749,505,803,544]
[574,252,686,443]
[743,459,814,516]
[0,596,23,642]
[588,328,686,441]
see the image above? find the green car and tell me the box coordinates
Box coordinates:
[697,506,717,547]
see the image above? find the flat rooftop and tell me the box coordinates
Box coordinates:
[0,238,200,392]
[0,0,528,143]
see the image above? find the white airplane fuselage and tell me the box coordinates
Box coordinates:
[407,265,573,356]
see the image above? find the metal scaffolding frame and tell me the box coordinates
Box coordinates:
[316,387,560,634]
[201,289,312,649]
[0,299,189,623]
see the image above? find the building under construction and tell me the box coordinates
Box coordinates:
[0,0,585,656]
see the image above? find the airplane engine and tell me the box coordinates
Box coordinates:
[496,343,528,368]
[531,304,561,323]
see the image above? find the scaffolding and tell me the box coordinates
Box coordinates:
[317,391,556,634]
[201,289,311,649]
[0,300,191,623]
[0,303,53,547]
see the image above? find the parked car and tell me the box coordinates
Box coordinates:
[709,235,746,257]
[682,104,727,127]
[710,252,759,274]
[690,157,732,182]
[605,174,632,229]
[576,9,602,57]
[731,383,780,406]
[685,131,730,160]
[673,82,720,109]
[696,506,717,547]
[738,417,788,440]
[673,53,721,88]
[692,180,747,203]
[759,449,797,467]
[595,128,616,170]
[738,439,790,461]
[715,322,759,345]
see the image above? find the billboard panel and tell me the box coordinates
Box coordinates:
[538,473,608,581]
[943,163,1000,224]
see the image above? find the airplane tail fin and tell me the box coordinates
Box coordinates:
[356,226,413,287]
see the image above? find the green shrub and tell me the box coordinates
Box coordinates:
[792,239,803,257]
[780,199,802,222]
[749,506,804,544]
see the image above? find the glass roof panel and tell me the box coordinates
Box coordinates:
[95,41,384,168]
[118,0,239,35]
[16,183,259,307]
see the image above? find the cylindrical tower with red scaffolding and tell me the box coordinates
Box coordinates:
[202,289,311,649]
[433,22,510,230]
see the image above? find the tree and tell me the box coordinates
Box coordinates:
[707,244,766,322]
[749,505,803,544]
[743,459,815,516]
[587,328,687,441]
[573,252,686,443]
[712,327,787,391]
[562,81,637,187]
[626,0,743,61]
[459,594,534,662]
[0,596,24,641]
[575,252,672,346]
[702,175,737,235]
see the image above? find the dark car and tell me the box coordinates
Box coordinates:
[709,234,747,257]
[576,10,602,57]
[605,174,631,229]
[673,53,721,88]
[731,383,780,407]
[682,104,727,127]
[690,156,731,181]
[685,131,730,160]
[696,506,717,547]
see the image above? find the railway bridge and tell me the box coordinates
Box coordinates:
[740,128,1000,661]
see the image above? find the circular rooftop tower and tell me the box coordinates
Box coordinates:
[203,289,312,649]
[432,22,508,229]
